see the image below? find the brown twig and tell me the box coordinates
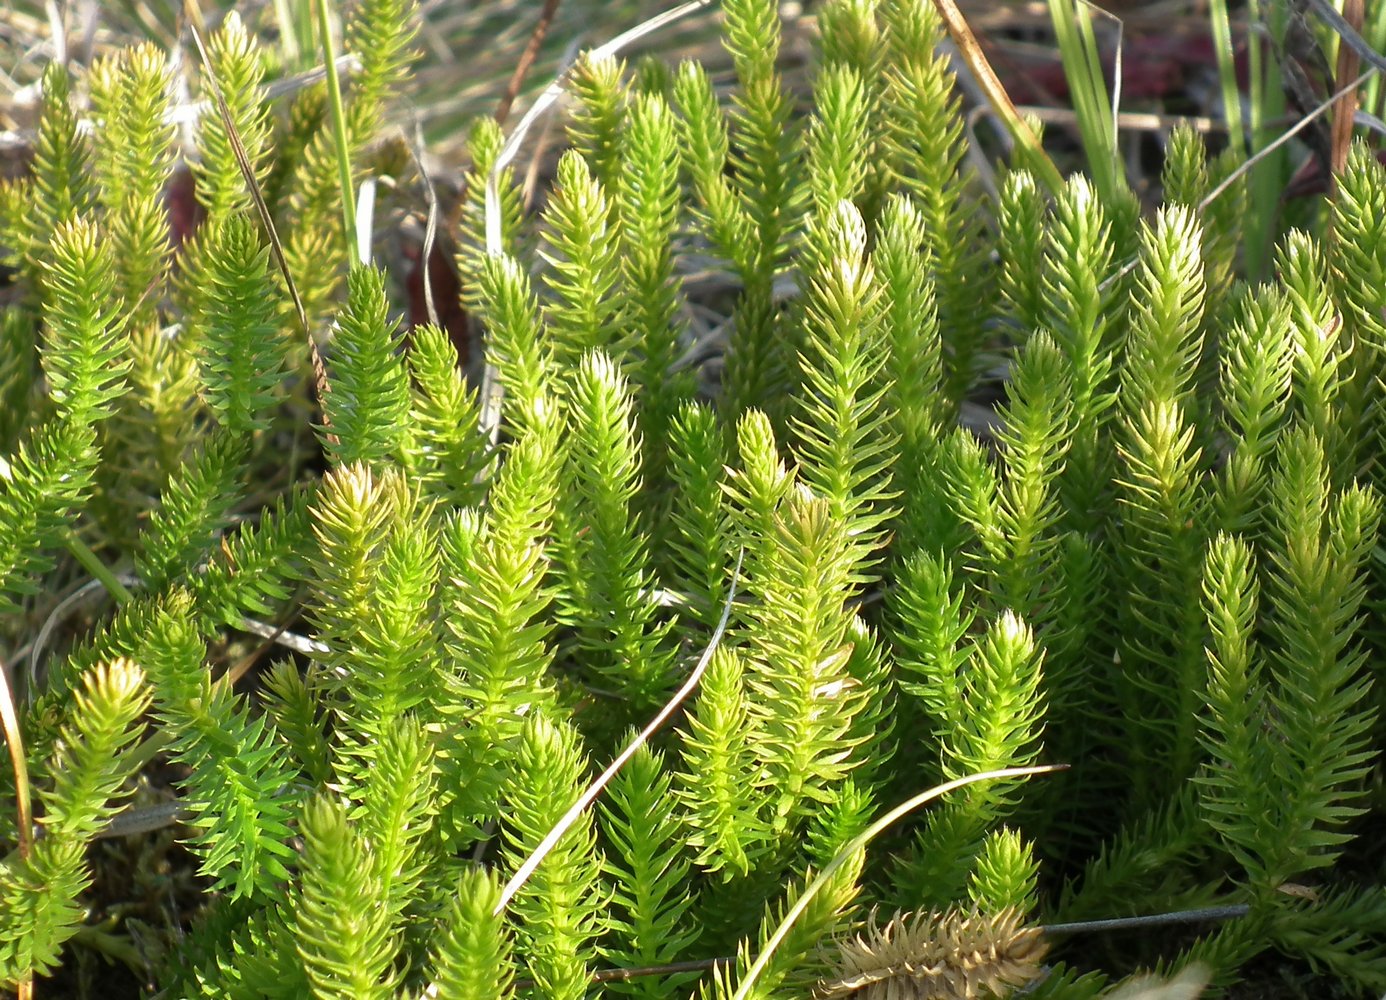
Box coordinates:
[494,0,563,126]
[1328,0,1364,199]
[1299,0,1386,207]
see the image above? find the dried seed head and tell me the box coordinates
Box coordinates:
[815,906,1048,1000]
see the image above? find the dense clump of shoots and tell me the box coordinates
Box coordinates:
[6,2,1386,997]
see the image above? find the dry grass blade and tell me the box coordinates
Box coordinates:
[1042,905,1250,936]
[44,0,66,66]
[1089,61,1383,297]
[28,574,139,692]
[1302,0,1386,76]
[179,0,333,437]
[0,656,31,861]
[161,55,361,130]
[929,0,1065,196]
[404,116,444,330]
[1197,64,1380,214]
[406,0,722,156]
[1102,965,1210,1000]
[419,0,562,332]
[816,907,1048,1000]
[1007,105,1222,134]
[0,656,33,1000]
[418,552,742,991]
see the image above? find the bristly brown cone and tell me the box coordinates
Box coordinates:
[815,907,1049,1000]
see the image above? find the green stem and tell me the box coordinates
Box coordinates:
[125,728,173,774]
[315,0,357,263]
[1245,0,1288,281]
[1046,0,1123,203]
[70,923,147,975]
[1209,0,1246,161]
[66,536,133,604]
[272,0,302,67]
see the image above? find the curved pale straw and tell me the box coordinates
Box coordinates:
[730,764,1066,1000]
[420,548,742,1000]
[492,546,742,916]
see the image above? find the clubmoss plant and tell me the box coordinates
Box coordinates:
[5,0,1386,997]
